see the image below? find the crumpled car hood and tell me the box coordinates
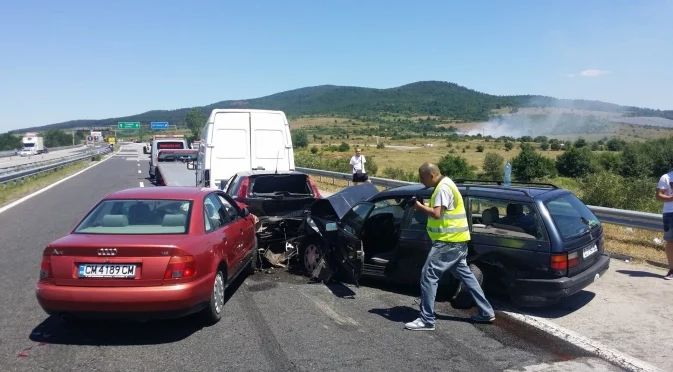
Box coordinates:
[309,183,379,220]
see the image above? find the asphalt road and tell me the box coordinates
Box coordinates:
[0,144,625,372]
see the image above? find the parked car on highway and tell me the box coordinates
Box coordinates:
[302,180,610,307]
[221,170,322,266]
[35,187,258,325]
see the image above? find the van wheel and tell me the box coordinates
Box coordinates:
[450,264,484,309]
[200,270,225,326]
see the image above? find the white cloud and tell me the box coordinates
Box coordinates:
[566,69,611,78]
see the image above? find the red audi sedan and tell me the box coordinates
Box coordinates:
[35,187,258,325]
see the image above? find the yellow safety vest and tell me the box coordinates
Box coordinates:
[426,177,471,242]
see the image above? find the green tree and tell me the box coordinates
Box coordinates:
[482,152,504,180]
[511,145,556,181]
[292,130,309,148]
[574,137,587,148]
[556,147,595,178]
[185,108,207,142]
[438,154,476,179]
[504,142,513,151]
[540,141,549,151]
[620,145,653,178]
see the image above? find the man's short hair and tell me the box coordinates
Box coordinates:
[419,162,441,176]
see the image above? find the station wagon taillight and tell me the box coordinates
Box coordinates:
[550,252,580,271]
[164,256,196,280]
[307,176,321,198]
[237,177,250,199]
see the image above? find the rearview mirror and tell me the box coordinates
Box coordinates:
[186,161,195,170]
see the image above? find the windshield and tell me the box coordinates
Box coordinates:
[251,174,312,196]
[23,143,35,148]
[157,141,185,150]
[74,199,192,235]
[544,193,600,240]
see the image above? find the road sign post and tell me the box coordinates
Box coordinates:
[151,122,169,130]
[118,122,140,129]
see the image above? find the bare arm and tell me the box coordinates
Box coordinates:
[656,188,673,202]
[414,201,444,219]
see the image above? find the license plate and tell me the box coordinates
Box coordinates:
[78,264,136,278]
[583,244,598,259]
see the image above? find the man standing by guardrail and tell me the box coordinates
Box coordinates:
[655,172,673,280]
[404,162,495,331]
[349,148,369,185]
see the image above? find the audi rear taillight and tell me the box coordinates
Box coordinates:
[39,255,52,282]
[164,256,196,279]
[237,177,250,199]
[307,176,321,198]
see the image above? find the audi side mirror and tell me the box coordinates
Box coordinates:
[241,207,250,217]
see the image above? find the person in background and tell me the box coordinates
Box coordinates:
[655,170,673,280]
[404,162,495,331]
[350,148,369,185]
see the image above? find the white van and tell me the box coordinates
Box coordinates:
[195,109,295,189]
[148,135,188,180]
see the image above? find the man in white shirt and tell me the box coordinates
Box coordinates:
[655,171,673,280]
[349,148,369,185]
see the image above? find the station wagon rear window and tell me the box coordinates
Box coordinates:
[73,199,192,234]
[157,141,185,149]
[544,193,600,240]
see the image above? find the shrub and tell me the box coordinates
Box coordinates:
[292,130,309,148]
[580,172,660,213]
[482,152,505,180]
[504,142,513,151]
[511,146,556,181]
[310,146,318,154]
[476,145,484,152]
[556,147,595,178]
[438,154,477,179]
[381,167,417,182]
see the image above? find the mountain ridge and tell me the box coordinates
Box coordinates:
[9,80,673,133]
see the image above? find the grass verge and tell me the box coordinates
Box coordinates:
[0,160,93,207]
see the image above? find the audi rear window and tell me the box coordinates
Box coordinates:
[251,175,312,196]
[74,199,192,234]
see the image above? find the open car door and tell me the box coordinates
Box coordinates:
[333,202,376,287]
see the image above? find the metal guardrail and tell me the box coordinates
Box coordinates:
[0,144,84,158]
[296,167,665,232]
[0,150,95,176]
[0,148,112,185]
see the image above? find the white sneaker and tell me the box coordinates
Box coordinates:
[404,318,435,331]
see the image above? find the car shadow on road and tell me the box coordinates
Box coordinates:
[507,290,596,319]
[28,271,248,346]
[616,269,666,279]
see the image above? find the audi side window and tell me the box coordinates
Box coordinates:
[217,194,240,221]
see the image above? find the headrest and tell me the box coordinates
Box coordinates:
[506,203,524,216]
[162,214,186,227]
[102,215,129,227]
[482,207,498,225]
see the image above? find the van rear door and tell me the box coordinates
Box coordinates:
[210,112,251,189]
[250,111,291,173]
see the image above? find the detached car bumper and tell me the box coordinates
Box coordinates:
[35,273,214,319]
[511,253,610,305]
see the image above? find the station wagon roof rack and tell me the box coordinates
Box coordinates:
[453,179,559,189]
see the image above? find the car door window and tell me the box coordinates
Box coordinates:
[469,197,547,241]
[217,194,240,221]
[341,203,375,236]
[204,194,230,233]
[407,209,429,231]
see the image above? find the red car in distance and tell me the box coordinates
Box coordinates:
[36,187,258,325]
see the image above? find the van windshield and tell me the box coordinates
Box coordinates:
[544,193,600,241]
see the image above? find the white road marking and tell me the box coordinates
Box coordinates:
[0,148,118,215]
[137,163,139,166]
[300,292,359,326]
[139,182,144,187]
[137,170,141,174]
[497,307,665,372]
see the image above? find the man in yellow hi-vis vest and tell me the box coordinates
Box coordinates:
[404,162,495,331]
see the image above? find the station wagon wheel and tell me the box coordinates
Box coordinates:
[200,269,225,325]
[450,264,484,309]
[301,239,323,275]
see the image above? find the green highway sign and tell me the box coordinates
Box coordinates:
[118,122,140,129]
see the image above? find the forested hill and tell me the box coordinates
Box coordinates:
[11,81,673,133]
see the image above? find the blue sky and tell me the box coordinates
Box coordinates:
[0,0,671,131]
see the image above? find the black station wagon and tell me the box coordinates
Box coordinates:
[303,180,611,307]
